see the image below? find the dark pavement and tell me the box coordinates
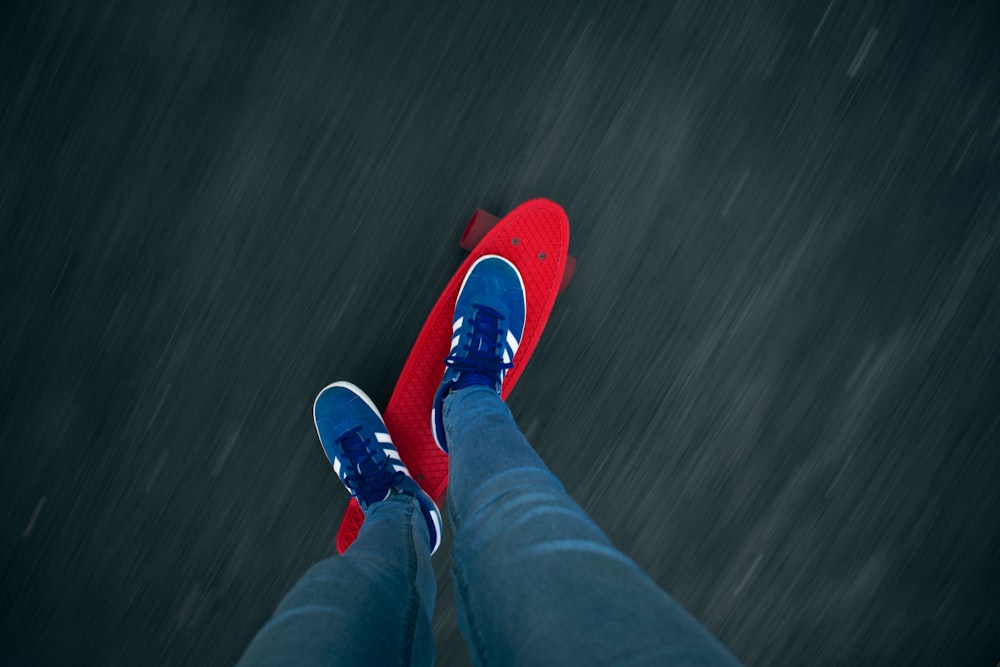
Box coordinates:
[2,1,999,665]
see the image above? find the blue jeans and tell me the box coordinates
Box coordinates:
[238,387,740,666]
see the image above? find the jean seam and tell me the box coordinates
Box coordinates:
[401,500,418,667]
[453,549,490,666]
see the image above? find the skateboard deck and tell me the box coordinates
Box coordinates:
[335,198,571,553]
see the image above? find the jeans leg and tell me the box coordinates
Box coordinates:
[237,494,436,667]
[445,387,740,666]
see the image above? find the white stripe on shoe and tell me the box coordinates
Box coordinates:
[429,509,442,552]
[506,330,520,354]
[453,317,463,332]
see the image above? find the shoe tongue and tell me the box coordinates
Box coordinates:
[338,426,372,460]
[452,371,496,392]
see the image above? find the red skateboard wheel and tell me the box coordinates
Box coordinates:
[559,255,576,294]
[459,209,501,251]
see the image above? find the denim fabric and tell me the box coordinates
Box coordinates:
[237,494,435,666]
[238,386,740,666]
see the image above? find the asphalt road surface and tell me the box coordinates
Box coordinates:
[3,1,999,665]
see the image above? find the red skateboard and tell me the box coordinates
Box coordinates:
[335,198,573,553]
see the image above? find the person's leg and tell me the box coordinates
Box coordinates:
[433,255,738,664]
[238,381,443,666]
[237,492,435,667]
[446,386,741,666]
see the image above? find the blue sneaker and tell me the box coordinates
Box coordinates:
[314,381,442,554]
[432,255,526,453]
